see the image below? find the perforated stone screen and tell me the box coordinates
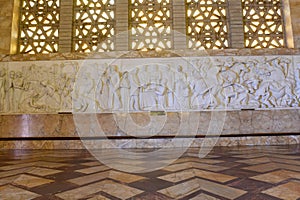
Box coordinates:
[19,0,60,54]
[242,0,285,48]
[186,0,229,49]
[129,0,173,51]
[16,0,291,54]
[73,0,116,52]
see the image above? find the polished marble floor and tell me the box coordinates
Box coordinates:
[0,145,300,200]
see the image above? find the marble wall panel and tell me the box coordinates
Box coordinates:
[0,55,299,114]
[0,109,299,138]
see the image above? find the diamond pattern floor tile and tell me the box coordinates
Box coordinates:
[0,145,300,199]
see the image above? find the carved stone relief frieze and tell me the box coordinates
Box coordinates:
[0,55,299,114]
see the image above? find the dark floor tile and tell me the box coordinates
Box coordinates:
[47,171,85,181]
[0,145,300,199]
[236,193,282,200]
[228,178,274,191]
[134,192,173,200]
[31,181,78,195]
[33,194,63,200]
[129,178,173,192]
[222,168,259,178]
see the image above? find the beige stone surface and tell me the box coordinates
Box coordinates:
[0,55,298,114]
[0,0,13,54]
[0,185,40,200]
[262,181,300,200]
[0,109,299,139]
[13,174,53,188]
[290,0,300,48]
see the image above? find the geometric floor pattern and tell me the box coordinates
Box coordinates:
[0,145,300,199]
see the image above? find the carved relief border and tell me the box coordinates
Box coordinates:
[0,55,299,114]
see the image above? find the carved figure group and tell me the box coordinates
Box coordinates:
[0,56,299,113]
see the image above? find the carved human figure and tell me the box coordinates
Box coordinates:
[190,74,210,109]
[99,70,113,111]
[129,68,141,111]
[174,78,191,109]
[108,65,121,110]
[231,62,250,84]
[217,67,239,106]
[276,57,290,78]
[61,77,74,110]
[242,78,260,108]
[20,81,46,112]
[30,81,60,112]
[43,82,60,111]
[255,82,274,108]
[58,73,74,111]
[263,58,296,107]
[130,87,141,111]
[155,80,168,109]
[140,83,158,110]
[163,65,175,109]
[118,71,131,110]
[172,65,191,108]
[13,71,26,111]
[7,71,16,112]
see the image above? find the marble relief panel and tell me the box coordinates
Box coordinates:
[0,55,299,114]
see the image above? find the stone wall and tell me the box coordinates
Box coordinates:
[0,0,13,54]
[290,0,300,48]
[0,52,299,149]
[0,109,299,149]
[0,54,299,113]
[0,0,300,149]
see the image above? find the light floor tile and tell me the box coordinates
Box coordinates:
[159,169,236,183]
[196,178,247,199]
[56,180,142,200]
[68,171,108,186]
[190,193,220,200]
[194,169,237,183]
[0,162,36,171]
[13,174,54,188]
[0,167,33,179]
[0,175,20,186]
[87,194,110,200]
[251,170,300,184]
[108,170,145,183]
[262,181,300,200]
[0,185,40,200]
[76,165,110,174]
[27,167,62,176]
[158,178,201,199]
[101,180,143,199]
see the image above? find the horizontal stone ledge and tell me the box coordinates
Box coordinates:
[1,135,299,149]
[0,132,300,140]
[1,48,300,61]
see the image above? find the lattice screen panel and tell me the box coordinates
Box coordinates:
[73,0,116,52]
[186,0,229,49]
[242,0,285,48]
[19,0,60,54]
[129,0,173,51]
